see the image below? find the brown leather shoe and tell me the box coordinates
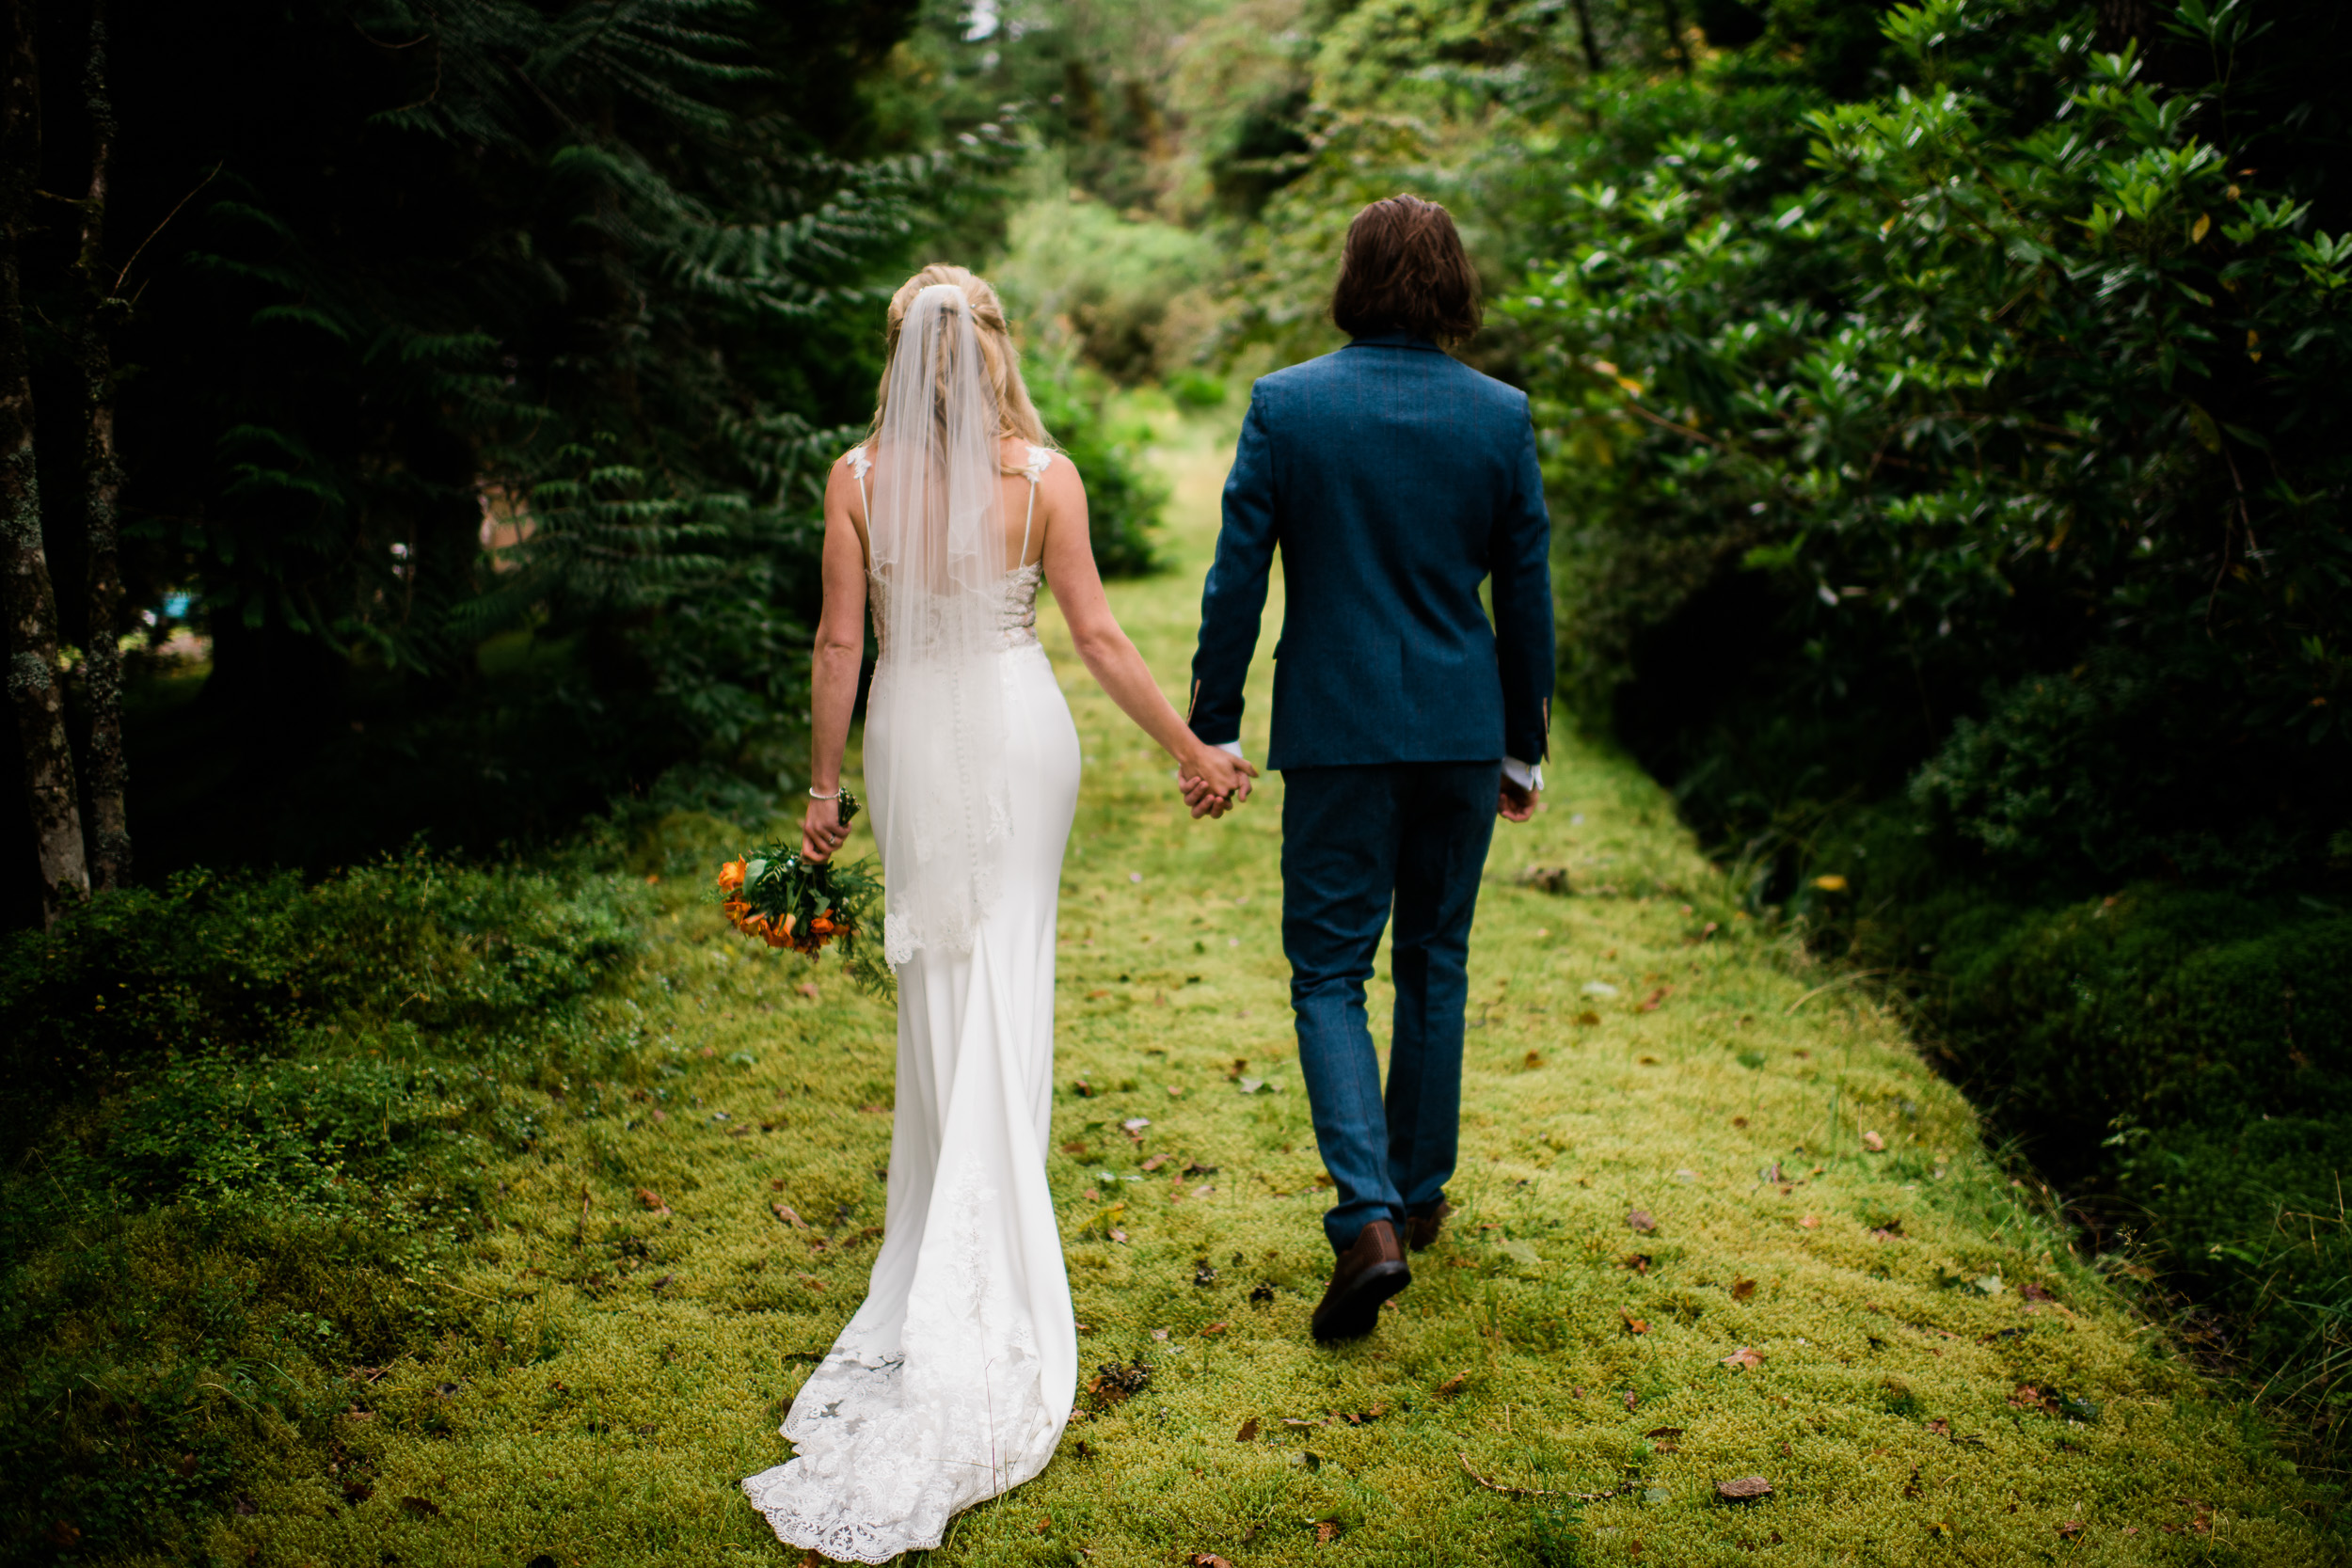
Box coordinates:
[1311,1219,1411,1342]
[1406,1200,1454,1253]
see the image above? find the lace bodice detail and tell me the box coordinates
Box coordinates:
[865,562,1041,653]
[849,442,1050,655]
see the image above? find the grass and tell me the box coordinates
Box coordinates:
[27,404,2341,1565]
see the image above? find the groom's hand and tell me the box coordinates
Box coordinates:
[1180,745,1256,820]
[1499,777,1536,823]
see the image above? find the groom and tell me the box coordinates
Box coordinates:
[1182,195,1555,1341]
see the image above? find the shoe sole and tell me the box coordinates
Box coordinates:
[1311,1260,1411,1342]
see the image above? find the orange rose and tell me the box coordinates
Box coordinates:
[718,859,746,894]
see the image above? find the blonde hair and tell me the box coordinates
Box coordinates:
[869,265,1052,461]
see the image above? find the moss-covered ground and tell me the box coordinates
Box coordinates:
[201,406,2336,1566]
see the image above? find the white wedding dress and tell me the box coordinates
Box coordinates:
[742,441,1081,1562]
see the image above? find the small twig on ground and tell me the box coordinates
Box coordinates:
[1784,968,1893,1015]
[1457,1451,1629,1502]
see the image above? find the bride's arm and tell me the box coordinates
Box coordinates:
[1038,459,1256,806]
[803,458,868,861]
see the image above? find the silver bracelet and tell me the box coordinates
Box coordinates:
[808,785,843,800]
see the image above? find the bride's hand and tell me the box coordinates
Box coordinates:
[1180,745,1257,820]
[802,796,848,862]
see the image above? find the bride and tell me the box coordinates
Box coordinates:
[740,265,1255,1561]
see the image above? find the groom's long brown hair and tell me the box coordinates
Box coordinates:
[1330,195,1482,346]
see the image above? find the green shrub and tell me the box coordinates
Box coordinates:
[0,855,648,1564]
[1915,884,2352,1431]
[0,854,643,1158]
[1167,367,1229,410]
[1027,353,1168,578]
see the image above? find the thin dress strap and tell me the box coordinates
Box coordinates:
[1018,445,1051,567]
[847,445,872,530]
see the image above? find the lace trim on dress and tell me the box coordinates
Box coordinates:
[740,1162,1061,1562]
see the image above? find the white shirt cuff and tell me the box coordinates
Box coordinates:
[1502,756,1542,792]
[1217,740,1245,760]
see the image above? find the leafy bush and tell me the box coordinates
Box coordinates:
[1459,0,2352,1445]
[1026,354,1168,578]
[1,854,642,1153]
[993,188,1220,382]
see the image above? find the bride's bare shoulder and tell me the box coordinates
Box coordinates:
[1039,450,1085,507]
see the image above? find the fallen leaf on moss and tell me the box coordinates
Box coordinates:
[1236,1418,1258,1442]
[1622,1253,1653,1275]
[1716,1477,1772,1501]
[1187,1555,1234,1568]
[1315,1520,1343,1544]
[1576,1010,1601,1025]
[1731,1277,1757,1302]
[637,1188,672,1215]
[1436,1372,1468,1398]
[1639,987,1672,1012]
[1621,1309,1649,1336]
[1798,1214,1820,1229]
[1627,1210,1657,1233]
[1862,1131,1886,1151]
[1524,1051,1545,1068]
[771,1202,807,1228]
[1721,1347,1764,1371]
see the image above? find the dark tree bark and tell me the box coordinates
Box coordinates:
[0,0,87,922]
[2097,0,2164,55]
[1572,0,1605,73]
[75,0,127,891]
[1661,0,1694,75]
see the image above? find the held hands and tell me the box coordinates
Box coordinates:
[1177,744,1258,820]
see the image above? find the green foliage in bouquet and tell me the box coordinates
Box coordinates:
[716,796,891,999]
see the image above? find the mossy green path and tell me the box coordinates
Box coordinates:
[224,410,2332,1568]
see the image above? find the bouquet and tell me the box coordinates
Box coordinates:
[717,791,892,996]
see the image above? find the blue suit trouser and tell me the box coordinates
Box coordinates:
[1280,761,1500,1253]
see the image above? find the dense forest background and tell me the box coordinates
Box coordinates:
[4,0,2351,1543]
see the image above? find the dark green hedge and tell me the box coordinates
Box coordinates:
[1917,886,2352,1411]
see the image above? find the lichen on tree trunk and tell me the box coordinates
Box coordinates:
[0,0,87,922]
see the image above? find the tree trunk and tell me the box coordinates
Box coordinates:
[75,0,126,891]
[0,0,87,923]
[1661,0,1694,75]
[2097,0,2162,55]
[1572,0,1605,73]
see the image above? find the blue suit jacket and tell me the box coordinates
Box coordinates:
[1187,333,1554,771]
